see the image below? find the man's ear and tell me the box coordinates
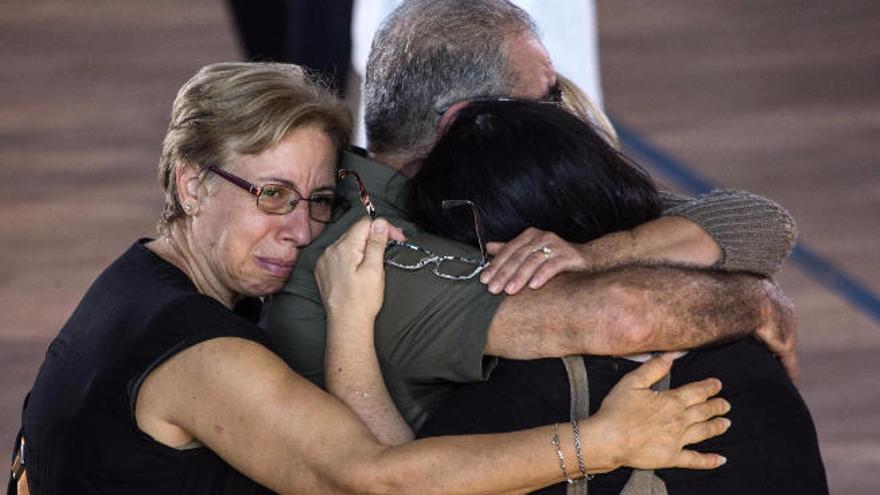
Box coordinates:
[437,100,472,136]
[175,163,203,214]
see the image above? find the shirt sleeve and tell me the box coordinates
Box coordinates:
[375,232,503,383]
[659,189,797,277]
[262,218,503,389]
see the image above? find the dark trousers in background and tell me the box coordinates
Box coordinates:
[226,0,354,96]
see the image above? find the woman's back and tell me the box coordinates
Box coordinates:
[409,100,827,494]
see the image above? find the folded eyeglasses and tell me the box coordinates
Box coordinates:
[337,169,489,281]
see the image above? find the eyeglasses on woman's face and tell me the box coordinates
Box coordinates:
[208,166,348,223]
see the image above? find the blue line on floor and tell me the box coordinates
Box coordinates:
[612,118,880,323]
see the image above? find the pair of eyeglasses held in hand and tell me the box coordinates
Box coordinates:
[337,169,489,281]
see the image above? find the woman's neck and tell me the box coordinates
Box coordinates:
[146,222,238,308]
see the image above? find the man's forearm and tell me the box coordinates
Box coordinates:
[485,264,766,359]
[581,215,722,272]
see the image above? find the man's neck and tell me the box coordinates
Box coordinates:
[368,150,408,173]
[367,149,425,177]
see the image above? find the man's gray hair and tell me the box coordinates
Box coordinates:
[363,0,537,162]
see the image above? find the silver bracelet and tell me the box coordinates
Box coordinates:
[570,418,593,481]
[552,423,574,485]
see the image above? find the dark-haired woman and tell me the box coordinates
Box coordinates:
[409,100,827,494]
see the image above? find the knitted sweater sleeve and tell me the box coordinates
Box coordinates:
[659,189,797,277]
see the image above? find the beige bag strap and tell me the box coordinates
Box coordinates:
[562,355,589,495]
[562,356,672,495]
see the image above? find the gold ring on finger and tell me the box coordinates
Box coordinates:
[531,246,553,260]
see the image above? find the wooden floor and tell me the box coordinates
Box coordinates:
[1,0,877,491]
[599,2,880,492]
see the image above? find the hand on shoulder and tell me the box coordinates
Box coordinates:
[315,217,405,322]
[481,227,593,295]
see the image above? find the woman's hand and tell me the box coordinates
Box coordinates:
[315,217,405,322]
[481,216,726,296]
[481,228,592,295]
[586,354,731,472]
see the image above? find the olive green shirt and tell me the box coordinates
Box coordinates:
[262,151,503,428]
[262,150,796,430]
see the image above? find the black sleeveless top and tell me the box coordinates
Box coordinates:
[21,240,274,494]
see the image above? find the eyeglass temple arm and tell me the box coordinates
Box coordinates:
[441,199,488,263]
[208,166,260,196]
[337,169,377,220]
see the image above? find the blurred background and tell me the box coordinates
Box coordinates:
[1,0,877,491]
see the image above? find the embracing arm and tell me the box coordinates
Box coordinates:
[485,264,772,358]
[659,189,797,276]
[137,337,727,494]
[319,218,414,445]
[609,189,797,276]
[138,336,571,494]
[482,189,796,295]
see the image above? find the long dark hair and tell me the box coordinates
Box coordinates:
[408,100,663,245]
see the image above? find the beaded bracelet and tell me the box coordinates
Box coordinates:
[552,423,574,485]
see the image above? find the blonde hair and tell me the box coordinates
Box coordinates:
[556,74,620,148]
[158,62,352,229]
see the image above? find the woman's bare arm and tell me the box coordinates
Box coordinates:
[481,190,796,293]
[136,337,729,494]
[321,219,415,445]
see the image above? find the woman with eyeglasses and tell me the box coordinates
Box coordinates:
[11,62,731,494]
[404,99,827,494]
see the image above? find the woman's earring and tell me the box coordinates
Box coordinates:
[184,203,193,213]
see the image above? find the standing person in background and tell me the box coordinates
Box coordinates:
[226,0,354,96]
